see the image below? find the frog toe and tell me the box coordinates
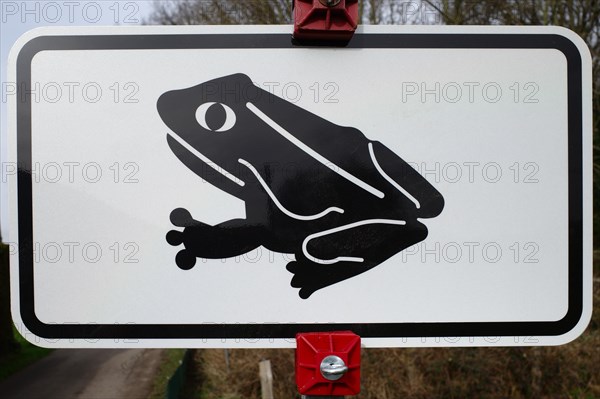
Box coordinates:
[175,249,196,270]
[298,287,317,299]
[286,261,319,298]
[170,208,195,227]
[287,256,383,299]
[166,230,184,246]
[286,262,304,288]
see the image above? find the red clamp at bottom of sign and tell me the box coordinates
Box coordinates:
[296,331,361,396]
[293,0,359,42]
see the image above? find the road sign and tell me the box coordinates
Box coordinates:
[7,25,592,348]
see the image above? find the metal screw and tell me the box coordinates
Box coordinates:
[320,355,348,381]
[319,0,342,7]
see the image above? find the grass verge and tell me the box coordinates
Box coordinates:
[0,325,52,382]
[148,348,187,399]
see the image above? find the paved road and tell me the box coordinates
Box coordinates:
[0,349,164,399]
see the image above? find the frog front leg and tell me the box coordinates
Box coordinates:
[166,208,263,270]
[287,219,427,298]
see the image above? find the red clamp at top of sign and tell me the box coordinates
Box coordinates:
[296,331,361,396]
[293,0,359,41]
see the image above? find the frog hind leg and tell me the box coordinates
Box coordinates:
[287,219,427,298]
[166,208,263,270]
[369,141,444,218]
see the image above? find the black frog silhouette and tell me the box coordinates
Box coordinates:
[157,73,444,299]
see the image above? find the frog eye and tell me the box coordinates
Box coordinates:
[196,102,236,132]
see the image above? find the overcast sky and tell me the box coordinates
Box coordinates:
[0,1,156,241]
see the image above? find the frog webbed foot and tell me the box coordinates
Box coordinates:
[287,258,375,299]
[165,208,195,248]
[286,261,315,299]
[166,208,263,270]
[287,220,429,298]
[167,208,205,270]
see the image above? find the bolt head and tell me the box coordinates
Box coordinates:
[320,355,348,381]
[319,0,342,7]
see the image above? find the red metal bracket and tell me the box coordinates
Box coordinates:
[295,331,361,396]
[293,0,359,42]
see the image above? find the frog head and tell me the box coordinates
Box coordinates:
[157,74,267,191]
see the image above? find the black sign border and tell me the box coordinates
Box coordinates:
[16,32,584,340]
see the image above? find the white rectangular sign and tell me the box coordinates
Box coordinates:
[7,25,592,348]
